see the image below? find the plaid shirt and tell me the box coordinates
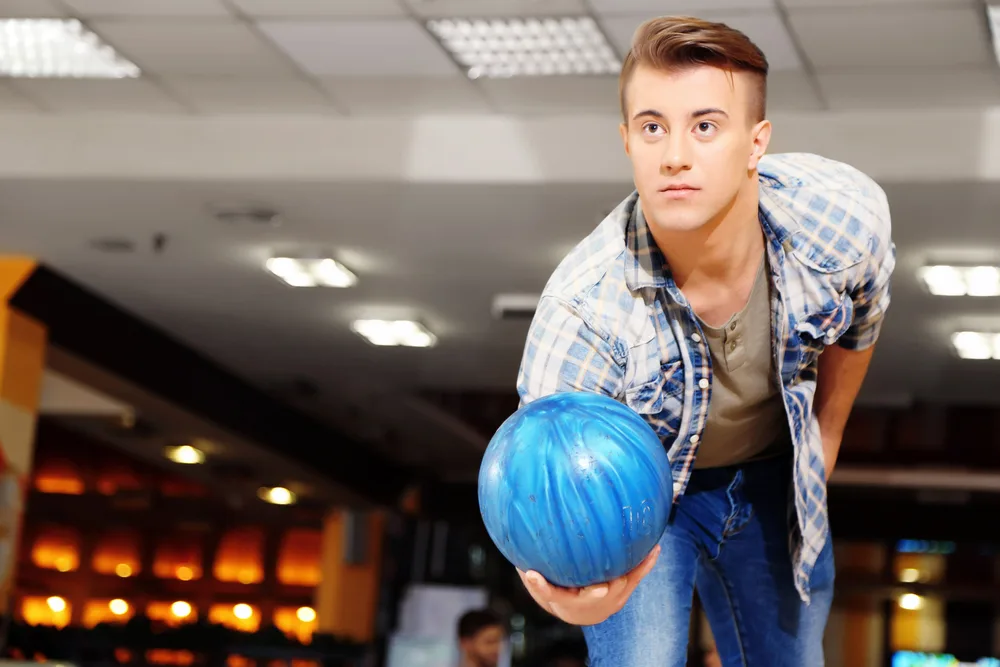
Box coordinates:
[516,152,895,602]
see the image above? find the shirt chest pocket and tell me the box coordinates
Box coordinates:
[624,358,685,440]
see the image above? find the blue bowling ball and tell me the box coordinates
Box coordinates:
[478,391,673,588]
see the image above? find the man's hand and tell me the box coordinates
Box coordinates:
[516,545,661,626]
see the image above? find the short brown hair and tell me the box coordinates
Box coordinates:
[618,16,769,124]
[457,608,502,639]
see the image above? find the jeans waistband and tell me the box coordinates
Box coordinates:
[684,451,793,493]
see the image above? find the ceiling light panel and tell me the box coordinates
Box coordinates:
[266,257,357,288]
[951,332,1000,360]
[0,18,140,78]
[919,265,1000,297]
[427,16,620,79]
[351,319,437,348]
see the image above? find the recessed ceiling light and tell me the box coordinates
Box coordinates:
[426,16,620,79]
[951,331,1000,360]
[0,18,140,79]
[258,486,296,505]
[265,257,357,288]
[351,319,437,348]
[164,445,205,465]
[918,265,1000,297]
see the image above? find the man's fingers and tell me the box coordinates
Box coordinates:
[604,574,629,599]
[579,582,610,600]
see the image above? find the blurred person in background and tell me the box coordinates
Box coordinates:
[457,609,505,667]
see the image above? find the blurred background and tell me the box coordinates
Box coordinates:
[1,1,1000,666]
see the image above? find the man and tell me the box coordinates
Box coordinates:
[514,15,894,667]
[457,609,505,667]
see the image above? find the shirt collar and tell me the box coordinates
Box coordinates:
[623,193,671,291]
[622,175,796,292]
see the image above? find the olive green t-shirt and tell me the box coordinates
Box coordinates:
[694,256,791,469]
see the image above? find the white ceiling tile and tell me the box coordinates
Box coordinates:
[163,77,338,114]
[766,70,822,111]
[324,76,491,114]
[781,0,973,7]
[403,0,588,17]
[229,0,407,17]
[0,0,68,17]
[61,0,232,17]
[818,68,1000,111]
[91,20,297,77]
[589,0,775,15]
[0,81,42,110]
[787,7,993,69]
[6,78,187,113]
[602,10,802,70]
[257,20,459,77]
[478,75,619,114]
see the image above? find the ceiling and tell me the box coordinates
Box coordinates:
[2,0,1000,481]
[0,0,995,115]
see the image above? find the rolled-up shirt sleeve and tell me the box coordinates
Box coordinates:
[839,186,896,351]
[516,295,624,407]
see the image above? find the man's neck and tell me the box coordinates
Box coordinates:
[646,180,763,291]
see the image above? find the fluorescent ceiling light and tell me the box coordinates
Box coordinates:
[0,18,140,79]
[351,319,437,348]
[988,5,1000,66]
[918,265,1000,297]
[426,16,620,79]
[265,256,357,288]
[951,331,1000,360]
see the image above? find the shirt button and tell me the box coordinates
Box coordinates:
[698,378,709,389]
[691,333,701,343]
[690,434,700,444]
[673,482,682,496]
[826,328,837,339]
[730,321,738,332]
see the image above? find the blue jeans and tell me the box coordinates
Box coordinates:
[582,454,835,667]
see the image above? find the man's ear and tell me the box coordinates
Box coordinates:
[748,119,771,170]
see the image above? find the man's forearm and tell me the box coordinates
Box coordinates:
[814,343,876,475]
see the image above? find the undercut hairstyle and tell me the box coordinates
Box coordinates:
[619,15,770,124]
[457,608,502,639]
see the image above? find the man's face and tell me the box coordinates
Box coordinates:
[461,625,504,667]
[619,64,771,235]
